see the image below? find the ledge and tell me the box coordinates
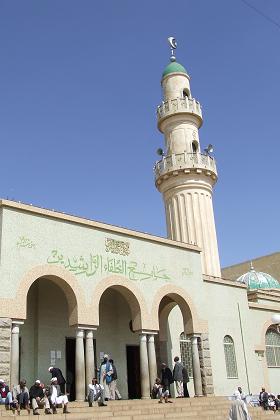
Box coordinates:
[0,199,201,253]
[203,275,247,289]
[248,302,280,312]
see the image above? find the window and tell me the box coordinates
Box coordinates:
[192,141,198,153]
[180,333,193,377]
[183,89,190,99]
[223,335,238,378]
[266,329,280,367]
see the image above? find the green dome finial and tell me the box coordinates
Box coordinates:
[162,61,188,78]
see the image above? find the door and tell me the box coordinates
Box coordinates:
[126,345,141,399]
[65,338,76,401]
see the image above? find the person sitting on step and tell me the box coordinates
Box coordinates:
[0,379,13,410]
[11,379,30,415]
[152,378,173,404]
[29,379,52,415]
[46,377,70,414]
[88,377,107,407]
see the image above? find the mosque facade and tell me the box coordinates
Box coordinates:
[0,42,279,401]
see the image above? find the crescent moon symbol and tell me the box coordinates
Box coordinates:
[168,37,177,49]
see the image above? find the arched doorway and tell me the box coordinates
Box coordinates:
[156,292,203,397]
[96,285,142,399]
[20,276,78,398]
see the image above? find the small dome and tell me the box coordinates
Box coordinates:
[162,61,188,78]
[236,264,280,290]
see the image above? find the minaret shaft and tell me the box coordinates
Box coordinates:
[155,56,221,278]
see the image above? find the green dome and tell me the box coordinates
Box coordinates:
[236,265,280,290]
[162,61,188,78]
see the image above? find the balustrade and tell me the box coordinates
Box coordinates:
[154,152,217,179]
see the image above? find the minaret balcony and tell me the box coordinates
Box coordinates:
[154,152,217,184]
[157,97,203,128]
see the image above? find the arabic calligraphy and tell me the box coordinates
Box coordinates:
[17,236,36,249]
[47,249,171,282]
[105,238,130,256]
[182,267,193,277]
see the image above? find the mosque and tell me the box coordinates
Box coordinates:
[0,39,279,401]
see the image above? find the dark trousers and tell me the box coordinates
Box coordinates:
[183,383,190,398]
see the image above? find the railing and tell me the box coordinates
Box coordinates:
[157,97,203,121]
[154,152,217,179]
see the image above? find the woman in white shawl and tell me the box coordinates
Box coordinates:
[229,392,251,420]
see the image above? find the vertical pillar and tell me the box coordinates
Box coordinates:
[75,329,85,401]
[191,335,203,396]
[10,323,20,387]
[85,329,95,389]
[147,335,158,391]
[139,333,150,399]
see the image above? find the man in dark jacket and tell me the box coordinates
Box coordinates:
[29,380,51,415]
[259,387,269,410]
[182,366,190,398]
[48,367,66,394]
[173,356,184,397]
[161,363,173,397]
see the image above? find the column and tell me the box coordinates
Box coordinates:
[10,323,20,387]
[147,334,158,391]
[75,329,85,401]
[191,335,203,396]
[139,333,150,399]
[85,329,95,389]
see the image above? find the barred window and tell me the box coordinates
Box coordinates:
[180,333,193,377]
[265,329,280,367]
[223,335,238,378]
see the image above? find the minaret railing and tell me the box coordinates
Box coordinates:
[154,152,217,179]
[157,97,203,121]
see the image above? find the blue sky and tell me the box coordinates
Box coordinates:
[0,0,279,268]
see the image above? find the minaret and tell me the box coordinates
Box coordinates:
[155,38,221,278]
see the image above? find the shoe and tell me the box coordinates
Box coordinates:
[98,402,107,407]
[33,409,40,415]
[158,400,163,404]
[88,402,92,407]
[166,400,173,403]
[45,409,52,415]
[63,408,70,414]
[52,407,57,414]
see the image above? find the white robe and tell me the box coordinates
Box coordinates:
[228,400,251,420]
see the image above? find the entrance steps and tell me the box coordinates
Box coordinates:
[0,397,275,419]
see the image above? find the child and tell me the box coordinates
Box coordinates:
[152,378,172,404]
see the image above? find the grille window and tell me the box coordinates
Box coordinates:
[223,335,238,378]
[180,333,193,377]
[266,329,280,367]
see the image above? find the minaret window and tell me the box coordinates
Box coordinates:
[183,89,190,99]
[192,141,198,153]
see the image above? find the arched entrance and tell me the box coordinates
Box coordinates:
[19,276,78,398]
[96,285,142,399]
[152,286,207,397]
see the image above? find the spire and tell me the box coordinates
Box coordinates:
[250,261,255,271]
[167,37,177,62]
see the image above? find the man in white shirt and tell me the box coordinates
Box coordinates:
[47,377,70,414]
[88,378,107,407]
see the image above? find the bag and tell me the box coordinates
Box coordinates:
[106,374,112,384]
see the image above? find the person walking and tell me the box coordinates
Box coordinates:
[108,359,122,400]
[173,356,184,398]
[48,367,66,394]
[99,355,113,400]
